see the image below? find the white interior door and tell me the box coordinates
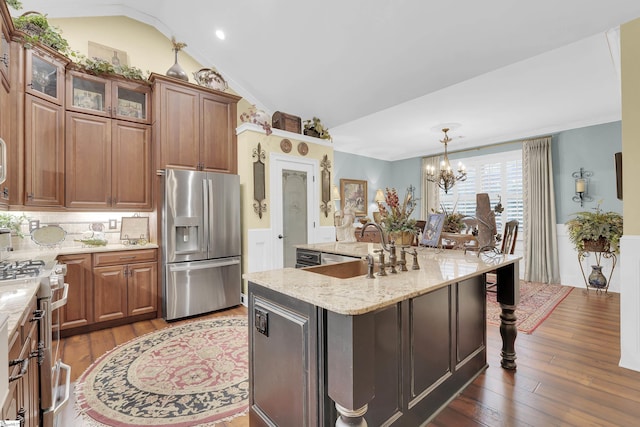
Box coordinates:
[271,154,318,268]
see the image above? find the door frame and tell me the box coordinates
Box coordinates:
[270,153,319,268]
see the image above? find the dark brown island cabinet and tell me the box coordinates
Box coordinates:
[245,249,519,426]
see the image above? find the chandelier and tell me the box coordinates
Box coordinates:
[426,128,467,194]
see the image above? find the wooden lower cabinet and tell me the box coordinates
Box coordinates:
[93,261,157,322]
[59,249,158,335]
[58,253,93,329]
[3,296,39,427]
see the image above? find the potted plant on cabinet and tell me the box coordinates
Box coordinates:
[303,117,332,141]
[377,187,418,245]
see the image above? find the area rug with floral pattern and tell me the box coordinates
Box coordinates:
[486,281,573,334]
[75,316,248,427]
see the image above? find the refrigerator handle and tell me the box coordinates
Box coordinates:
[207,178,214,252]
[203,178,209,253]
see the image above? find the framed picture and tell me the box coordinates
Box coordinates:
[88,41,129,66]
[73,88,103,111]
[421,213,445,247]
[117,99,144,118]
[340,178,367,216]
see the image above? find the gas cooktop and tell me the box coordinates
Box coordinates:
[0,259,45,281]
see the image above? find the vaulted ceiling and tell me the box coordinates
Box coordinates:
[18,0,640,160]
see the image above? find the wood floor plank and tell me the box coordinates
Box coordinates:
[60,289,636,426]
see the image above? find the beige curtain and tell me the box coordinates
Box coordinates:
[421,156,441,218]
[522,137,560,283]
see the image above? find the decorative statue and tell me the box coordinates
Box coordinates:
[336,205,357,242]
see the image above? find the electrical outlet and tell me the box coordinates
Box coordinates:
[29,220,40,232]
[254,309,268,336]
[109,219,118,229]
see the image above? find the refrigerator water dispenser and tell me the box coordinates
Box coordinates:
[174,217,200,253]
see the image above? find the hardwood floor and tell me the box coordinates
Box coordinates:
[61,289,640,426]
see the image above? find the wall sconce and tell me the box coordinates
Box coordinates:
[572,167,593,207]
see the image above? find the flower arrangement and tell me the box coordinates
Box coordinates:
[565,203,623,253]
[240,105,272,135]
[435,202,466,234]
[377,187,417,234]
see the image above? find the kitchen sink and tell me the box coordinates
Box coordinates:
[302,259,370,279]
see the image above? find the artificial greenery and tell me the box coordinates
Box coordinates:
[6,0,23,10]
[0,213,28,238]
[565,205,623,254]
[67,51,149,81]
[12,12,70,52]
[303,117,332,141]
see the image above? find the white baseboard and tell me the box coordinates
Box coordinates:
[241,293,248,307]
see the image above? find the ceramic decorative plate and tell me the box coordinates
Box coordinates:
[31,225,66,247]
[280,139,292,153]
[297,142,309,156]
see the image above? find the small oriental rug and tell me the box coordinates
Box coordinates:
[486,281,573,334]
[75,316,248,427]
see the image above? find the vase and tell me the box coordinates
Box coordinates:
[388,231,414,246]
[166,49,188,82]
[588,265,607,289]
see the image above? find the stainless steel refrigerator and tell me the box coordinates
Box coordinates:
[162,168,241,321]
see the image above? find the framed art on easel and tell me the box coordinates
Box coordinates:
[421,213,445,247]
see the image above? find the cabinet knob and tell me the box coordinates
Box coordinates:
[27,193,34,201]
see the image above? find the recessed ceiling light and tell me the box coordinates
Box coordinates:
[215,30,226,40]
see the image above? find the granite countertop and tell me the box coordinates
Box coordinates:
[0,243,159,339]
[245,247,521,316]
[0,281,40,338]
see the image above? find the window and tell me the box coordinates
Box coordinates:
[433,149,523,234]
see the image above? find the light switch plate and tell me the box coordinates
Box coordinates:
[29,220,40,232]
[109,219,118,229]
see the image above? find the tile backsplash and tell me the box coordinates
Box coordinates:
[8,211,153,251]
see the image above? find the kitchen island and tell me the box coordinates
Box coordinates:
[244,245,520,426]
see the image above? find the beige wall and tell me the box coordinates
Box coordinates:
[621,19,640,235]
[49,16,253,118]
[237,127,335,229]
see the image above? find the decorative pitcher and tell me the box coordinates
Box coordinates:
[588,265,607,289]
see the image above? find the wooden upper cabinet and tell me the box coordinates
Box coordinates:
[151,73,240,173]
[65,111,151,210]
[0,15,10,90]
[66,70,151,124]
[155,79,200,169]
[24,94,65,206]
[25,47,67,105]
[65,111,112,209]
[111,120,151,209]
[200,92,237,173]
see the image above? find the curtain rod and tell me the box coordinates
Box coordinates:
[423,134,553,158]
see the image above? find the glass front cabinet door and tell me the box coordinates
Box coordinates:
[67,70,151,124]
[25,47,67,105]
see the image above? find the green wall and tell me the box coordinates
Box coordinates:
[552,121,622,222]
[334,120,622,225]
